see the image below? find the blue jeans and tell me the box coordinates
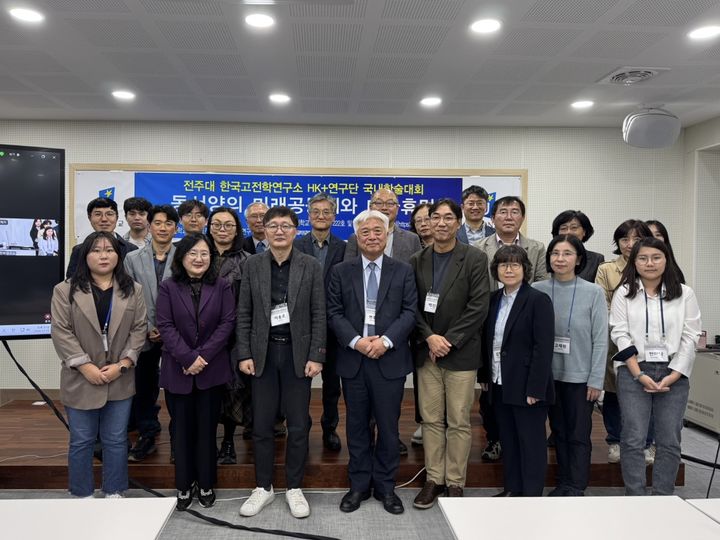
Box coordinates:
[66,398,132,497]
[603,390,654,448]
[616,364,689,495]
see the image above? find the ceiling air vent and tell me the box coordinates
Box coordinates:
[597,67,670,85]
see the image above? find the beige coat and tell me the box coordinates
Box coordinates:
[595,256,627,392]
[51,280,147,410]
[473,233,548,290]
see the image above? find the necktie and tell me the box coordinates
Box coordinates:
[367,262,378,335]
[256,241,265,253]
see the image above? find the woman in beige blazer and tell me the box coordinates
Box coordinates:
[51,231,146,498]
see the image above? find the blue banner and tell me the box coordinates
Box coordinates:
[135,172,462,240]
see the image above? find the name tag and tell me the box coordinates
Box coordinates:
[424,292,439,313]
[101,333,109,352]
[645,346,668,363]
[492,346,502,383]
[365,300,376,326]
[554,337,571,355]
[270,303,290,327]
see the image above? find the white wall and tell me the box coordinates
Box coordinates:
[0,120,687,389]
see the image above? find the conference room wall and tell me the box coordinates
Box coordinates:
[0,120,686,390]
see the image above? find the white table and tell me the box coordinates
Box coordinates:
[438,496,720,540]
[0,497,176,540]
[687,498,720,525]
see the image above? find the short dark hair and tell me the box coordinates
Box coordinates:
[428,198,462,221]
[207,206,244,253]
[620,237,683,301]
[490,245,532,283]
[551,210,595,242]
[491,196,525,218]
[612,219,653,255]
[171,233,218,284]
[545,234,587,275]
[263,206,299,227]
[69,232,135,301]
[461,185,489,202]
[409,202,432,234]
[86,197,118,217]
[123,197,152,215]
[645,220,685,284]
[178,200,209,219]
[148,204,179,224]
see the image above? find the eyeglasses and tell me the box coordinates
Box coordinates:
[498,262,522,271]
[636,255,665,265]
[463,201,486,209]
[430,215,457,224]
[187,250,210,259]
[247,213,266,221]
[550,250,577,259]
[90,211,117,219]
[619,236,638,245]
[495,209,522,218]
[558,224,582,233]
[210,222,236,230]
[413,217,431,225]
[309,209,334,217]
[370,200,399,209]
[265,223,296,233]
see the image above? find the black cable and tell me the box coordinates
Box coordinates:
[3,339,341,540]
[704,437,720,498]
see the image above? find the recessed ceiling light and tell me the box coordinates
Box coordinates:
[571,100,594,109]
[269,93,290,105]
[688,26,720,40]
[112,90,136,101]
[470,19,501,34]
[245,13,275,28]
[9,7,45,23]
[420,96,442,108]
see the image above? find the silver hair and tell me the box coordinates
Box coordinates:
[308,192,337,213]
[353,209,389,233]
[243,201,269,219]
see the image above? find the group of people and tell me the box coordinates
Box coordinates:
[30,218,59,256]
[49,185,701,517]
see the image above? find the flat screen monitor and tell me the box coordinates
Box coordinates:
[0,144,65,339]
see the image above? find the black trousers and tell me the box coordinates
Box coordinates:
[129,343,162,438]
[548,381,594,492]
[165,383,223,492]
[320,349,341,432]
[493,384,548,496]
[343,357,404,496]
[252,342,311,489]
[480,389,500,442]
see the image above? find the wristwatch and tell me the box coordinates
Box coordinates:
[118,363,129,375]
[633,371,646,382]
[381,336,392,350]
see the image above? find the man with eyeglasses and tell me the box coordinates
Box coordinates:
[177,200,209,235]
[234,206,326,519]
[242,202,269,254]
[124,205,179,462]
[344,188,421,265]
[294,193,346,452]
[472,195,547,463]
[457,185,495,244]
[410,198,490,509]
[66,197,138,278]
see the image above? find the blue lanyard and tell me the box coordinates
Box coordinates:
[551,277,577,336]
[102,296,113,335]
[643,289,665,342]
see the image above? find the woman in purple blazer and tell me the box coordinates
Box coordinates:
[156,233,235,511]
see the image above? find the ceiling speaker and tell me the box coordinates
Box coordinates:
[622,107,681,148]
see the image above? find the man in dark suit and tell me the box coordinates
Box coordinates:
[234,206,326,519]
[294,193,346,451]
[242,201,269,254]
[327,209,417,515]
[456,185,495,244]
[410,198,490,509]
[66,197,137,278]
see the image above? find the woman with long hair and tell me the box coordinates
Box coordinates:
[39,226,59,256]
[610,237,701,495]
[156,233,235,510]
[50,231,146,498]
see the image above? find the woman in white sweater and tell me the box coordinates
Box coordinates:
[609,237,701,495]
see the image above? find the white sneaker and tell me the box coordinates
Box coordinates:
[105,493,123,499]
[240,486,275,517]
[411,425,423,446]
[644,445,656,465]
[608,443,621,464]
[285,488,310,519]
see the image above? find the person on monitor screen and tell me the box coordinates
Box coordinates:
[30,218,43,253]
[50,231,147,498]
[66,198,137,278]
[122,196,152,248]
[39,227,59,256]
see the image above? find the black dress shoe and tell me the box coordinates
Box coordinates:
[493,490,523,497]
[374,491,404,515]
[323,430,342,452]
[398,439,408,456]
[339,490,371,513]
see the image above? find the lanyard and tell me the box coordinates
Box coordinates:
[102,296,113,336]
[644,289,665,342]
[551,277,577,336]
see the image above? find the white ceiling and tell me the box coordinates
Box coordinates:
[2,0,720,127]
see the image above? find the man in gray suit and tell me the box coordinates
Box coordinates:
[344,188,421,264]
[234,206,326,519]
[472,195,547,463]
[124,204,178,462]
